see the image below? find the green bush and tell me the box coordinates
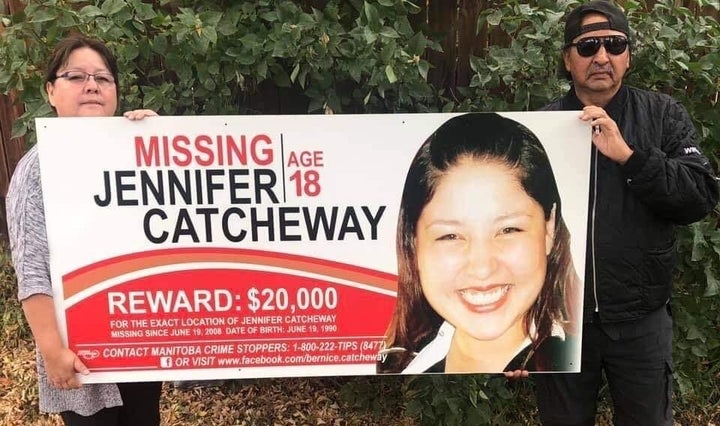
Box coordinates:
[0,247,30,349]
[461,0,571,112]
[0,0,442,144]
[1,0,718,424]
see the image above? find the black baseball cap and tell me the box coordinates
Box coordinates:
[564,0,630,45]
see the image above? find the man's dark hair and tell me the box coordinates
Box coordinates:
[558,1,632,81]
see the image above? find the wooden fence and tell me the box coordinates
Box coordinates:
[0,0,26,242]
[0,0,718,240]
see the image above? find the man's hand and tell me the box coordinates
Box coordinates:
[504,369,529,380]
[580,106,633,165]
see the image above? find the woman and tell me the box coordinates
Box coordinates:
[6,35,161,425]
[377,113,581,374]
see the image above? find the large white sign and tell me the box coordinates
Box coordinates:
[36,112,590,382]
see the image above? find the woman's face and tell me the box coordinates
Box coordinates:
[46,47,117,117]
[415,157,555,345]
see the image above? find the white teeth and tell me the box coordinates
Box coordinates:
[459,286,508,306]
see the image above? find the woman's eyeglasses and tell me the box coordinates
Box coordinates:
[54,71,116,87]
[565,35,629,57]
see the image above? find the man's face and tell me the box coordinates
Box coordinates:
[563,13,630,97]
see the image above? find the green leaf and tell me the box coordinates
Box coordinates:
[476,14,487,34]
[363,91,371,105]
[101,0,127,16]
[704,264,719,297]
[404,1,422,14]
[674,60,689,71]
[272,68,291,87]
[385,64,397,83]
[290,63,300,83]
[260,11,278,23]
[133,2,157,21]
[297,13,315,28]
[307,96,324,113]
[56,11,79,28]
[202,77,216,91]
[487,9,503,26]
[11,119,28,139]
[151,36,168,55]
[658,25,680,39]
[199,11,223,27]
[407,32,426,55]
[202,26,218,44]
[363,26,378,44]
[257,60,268,79]
[690,345,708,357]
[690,222,706,262]
[348,63,362,83]
[79,5,104,19]
[30,7,59,23]
[417,60,429,80]
[217,10,241,36]
[122,44,140,61]
[140,86,164,111]
[380,40,397,63]
[686,324,704,341]
[364,2,380,30]
[380,26,400,38]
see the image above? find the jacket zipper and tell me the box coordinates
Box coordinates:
[591,146,599,313]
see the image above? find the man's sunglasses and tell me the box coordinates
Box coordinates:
[565,35,629,57]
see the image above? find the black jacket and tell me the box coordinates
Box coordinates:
[420,336,578,373]
[542,85,718,322]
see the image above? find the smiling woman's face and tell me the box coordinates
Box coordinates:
[415,157,555,346]
[46,47,117,117]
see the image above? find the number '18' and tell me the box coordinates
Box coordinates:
[289,170,321,196]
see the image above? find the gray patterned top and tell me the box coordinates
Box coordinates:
[7,145,122,416]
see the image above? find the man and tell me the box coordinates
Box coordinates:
[534,1,718,425]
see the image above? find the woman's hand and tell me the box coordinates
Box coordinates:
[44,347,89,390]
[123,109,158,120]
[21,294,89,390]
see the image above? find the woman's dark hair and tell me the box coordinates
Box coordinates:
[44,35,120,109]
[378,113,579,373]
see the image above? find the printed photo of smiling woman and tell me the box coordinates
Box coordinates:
[377,113,582,374]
